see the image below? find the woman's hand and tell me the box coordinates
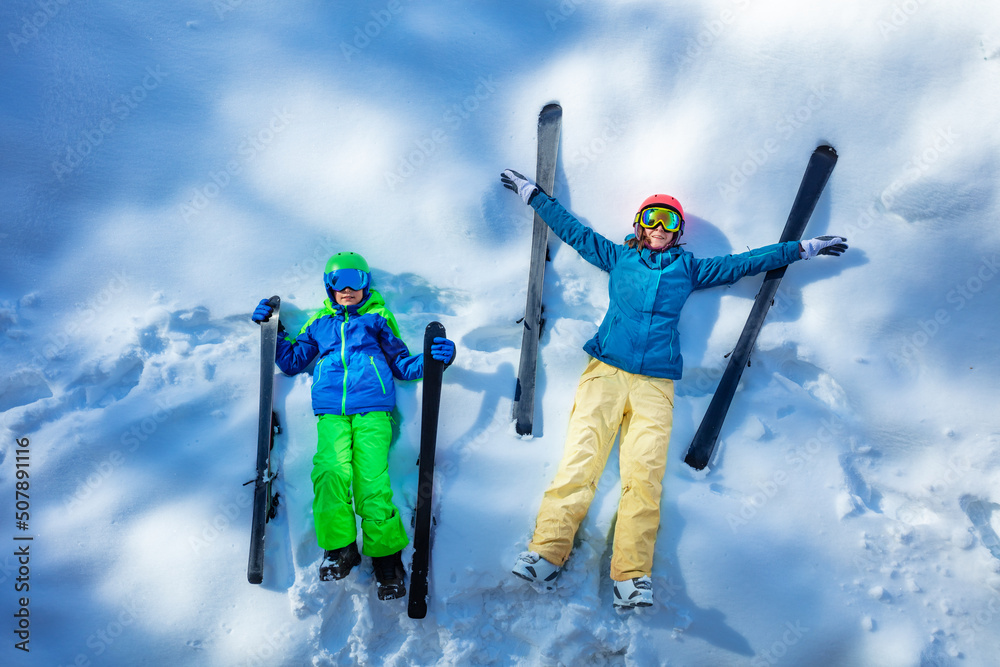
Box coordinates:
[800,236,848,259]
[501,169,539,205]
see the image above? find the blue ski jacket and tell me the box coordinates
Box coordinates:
[530,193,802,380]
[275,289,423,415]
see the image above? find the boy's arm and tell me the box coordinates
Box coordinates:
[275,323,319,375]
[378,321,424,381]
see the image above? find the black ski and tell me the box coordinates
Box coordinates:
[684,145,838,471]
[408,321,447,619]
[248,295,281,584]
[513,102,562,436]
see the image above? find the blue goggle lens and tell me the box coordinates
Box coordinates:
[325,269,370,292]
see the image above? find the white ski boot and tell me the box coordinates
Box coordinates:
[613,576,653,609]
[511,551,561,591]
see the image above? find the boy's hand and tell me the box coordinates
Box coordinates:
[252,298,273,323]
[431,337,456,365]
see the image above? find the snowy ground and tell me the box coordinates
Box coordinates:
[3,1,1000,665]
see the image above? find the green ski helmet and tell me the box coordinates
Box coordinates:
[324,251,371,296]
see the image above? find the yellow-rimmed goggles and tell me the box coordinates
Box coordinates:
[637,207,683,232]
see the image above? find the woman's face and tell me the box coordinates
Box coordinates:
[643,226,676,250]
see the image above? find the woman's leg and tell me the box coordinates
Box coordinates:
[611,373,674,581]
[529,359,629,566]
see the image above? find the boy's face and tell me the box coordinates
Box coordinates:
[334,287,362,306]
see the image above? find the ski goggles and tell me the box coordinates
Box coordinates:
[637,207,683,232]
[325,268,370,292]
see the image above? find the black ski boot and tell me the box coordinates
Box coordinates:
[372,551,406,600]
[320,542,361,581]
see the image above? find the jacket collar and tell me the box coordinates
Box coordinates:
[328,292,371,319]
[626,235,682,267]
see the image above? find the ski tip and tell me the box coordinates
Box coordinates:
[407,585,428,619]
[267,295,280,308]
[814,144,838,160]
[540,102,562,117]
[683,453,709,471]
[407,602,428,619]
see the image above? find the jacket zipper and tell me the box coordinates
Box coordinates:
[339,312,349,414]
[642,267,665,373]
[369,356,387,395]
[601,314,617,348]
[313,356,327,389]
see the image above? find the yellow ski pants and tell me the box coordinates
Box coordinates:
[529,358,674,581]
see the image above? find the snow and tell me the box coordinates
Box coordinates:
[3,0,1000,665]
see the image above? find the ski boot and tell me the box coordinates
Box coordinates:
[511,551,561,591]
[613,575,653,609]
[372,551,407,600]
[319,542,361,581]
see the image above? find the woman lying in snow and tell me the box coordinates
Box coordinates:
[500,169,847,609]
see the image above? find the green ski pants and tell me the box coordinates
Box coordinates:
[312,412,408,557]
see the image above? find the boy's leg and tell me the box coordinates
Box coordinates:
[350,411,409,558]
[529,358,628,567]
[610,374,674,581]
[312,414,358,550]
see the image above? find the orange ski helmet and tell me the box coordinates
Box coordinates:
[633,194,685,248]
[635,194,684,229]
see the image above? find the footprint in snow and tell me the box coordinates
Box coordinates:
[961,495,1000,560]
[837,451,884,518]
[0,369,53,413]
[461,324,522,354]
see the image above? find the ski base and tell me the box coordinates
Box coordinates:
[408,321,447,619]
[513,102,562,436]
[684,146,838,471]
[248,295,280,584]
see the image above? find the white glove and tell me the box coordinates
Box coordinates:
[800,236,848,260]
[500,169,539,205]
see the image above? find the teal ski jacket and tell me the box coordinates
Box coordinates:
[275,290,422,415]
[531,193,802,380]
